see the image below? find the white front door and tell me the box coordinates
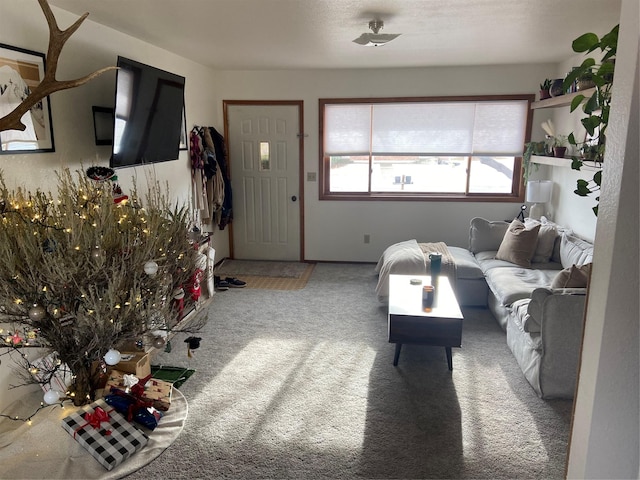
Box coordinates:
[225,103,303,260]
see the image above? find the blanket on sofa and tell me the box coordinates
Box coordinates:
[375,240,456,302]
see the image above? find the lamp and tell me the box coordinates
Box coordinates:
[526,180,553,220]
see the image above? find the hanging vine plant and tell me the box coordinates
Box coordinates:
[562,24,618,216]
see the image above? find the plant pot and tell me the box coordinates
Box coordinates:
[539,89,551,100]
[553,147,567,158]
[549,79,565,97]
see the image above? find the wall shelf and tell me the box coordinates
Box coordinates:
[531,87,596,109]
[531,155,602,171]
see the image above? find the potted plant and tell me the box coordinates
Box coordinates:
[539,79,552,100]
[522,141,547,181]
[562,24,618,216]
[541,120,569,158]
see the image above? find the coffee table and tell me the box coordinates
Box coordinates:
[388,274,463,370]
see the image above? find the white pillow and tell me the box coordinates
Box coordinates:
[469,217,509,253]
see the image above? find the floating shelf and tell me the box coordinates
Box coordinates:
[531,155,602,171]
[531,88,597,109]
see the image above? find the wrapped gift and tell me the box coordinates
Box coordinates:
[105,370,173,411]
[104,391,163,430]
[31,351,73,394]
[61,399,148,470]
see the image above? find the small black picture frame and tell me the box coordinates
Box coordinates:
[92,106,114,146]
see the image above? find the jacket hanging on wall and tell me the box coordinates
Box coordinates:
[189,126,233,230]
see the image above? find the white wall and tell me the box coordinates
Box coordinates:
[213,64,559,261]
[567,1,639,476]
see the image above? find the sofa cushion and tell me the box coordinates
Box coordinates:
[484,266,556,306]
[525,218,557,263]
[512,298,540,333]
[540,217,574,263]
[447,246,484,279]
[496,220,540,268]
[551,263,592,289]
[560,233,594,268]
[469,217,509,253]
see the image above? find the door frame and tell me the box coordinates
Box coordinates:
[223,100,305,261]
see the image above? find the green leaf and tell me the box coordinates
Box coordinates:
[592,205,599,216]
[570,95,585,112]
[583,92,600,114]
[575,179,591,196]
[568,132,577,145]
[572,33,600,53]
[572,158,584,170]
[581,115,601,136]
[593,170,602,186]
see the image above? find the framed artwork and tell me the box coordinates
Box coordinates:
[0,42,55,154]
[92,106,114,145]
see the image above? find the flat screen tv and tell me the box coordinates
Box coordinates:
[110,56,185,169]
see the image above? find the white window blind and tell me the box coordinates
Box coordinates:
[324,100,528,156]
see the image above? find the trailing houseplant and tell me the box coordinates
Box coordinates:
[562,24,618,216]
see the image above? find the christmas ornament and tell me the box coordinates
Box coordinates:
[144,261,159,276]
[11,332,23,345]
[152,336,166,349]
[43,389,60,405]
[28,304,46,321]
[103,349,121,366]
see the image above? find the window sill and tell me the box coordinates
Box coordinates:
[320,192,524,203]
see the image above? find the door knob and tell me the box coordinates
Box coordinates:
[291,195,297,202]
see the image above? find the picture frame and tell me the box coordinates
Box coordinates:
[92,106,114,145]
[0,42,55,153]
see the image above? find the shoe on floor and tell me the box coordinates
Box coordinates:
[214,275,230,291]
[225,277,247,288]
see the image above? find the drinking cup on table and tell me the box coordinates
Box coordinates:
[422,285,435,310]
[429,252,442,277]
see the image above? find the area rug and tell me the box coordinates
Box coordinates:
[215,259,312,278]
[151,365,195,389]
[214,260,315,290]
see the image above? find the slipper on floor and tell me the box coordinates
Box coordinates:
[225,277,247,288]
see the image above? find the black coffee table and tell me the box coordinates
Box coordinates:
[388,274,463,370]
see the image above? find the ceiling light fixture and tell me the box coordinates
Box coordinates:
[352,19,401,47]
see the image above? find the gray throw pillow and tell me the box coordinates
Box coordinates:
[469,217,509,253]
[495,219,540,268]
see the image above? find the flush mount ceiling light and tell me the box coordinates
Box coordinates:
[352,19,401,47]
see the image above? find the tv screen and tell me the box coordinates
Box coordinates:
[110,56,185,169]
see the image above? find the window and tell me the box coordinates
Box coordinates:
[319,95,533,201]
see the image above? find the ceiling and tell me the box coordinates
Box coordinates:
[48,0,621,70]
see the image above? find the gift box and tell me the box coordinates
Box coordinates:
[61,399,148,470]
[105,370,173,411]
[116,352,151,378]
[31,351,73,394]
[104,391,163,430]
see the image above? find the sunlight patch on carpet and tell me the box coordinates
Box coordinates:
[192,338,376,452]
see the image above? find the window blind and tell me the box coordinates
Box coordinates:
[324,100,528,156]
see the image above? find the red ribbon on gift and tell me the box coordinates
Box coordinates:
[74,406,113,438]
[129,374,152,398]
[110,387,154,422]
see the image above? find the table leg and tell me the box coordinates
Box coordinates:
[393,343,402,366]
[445,347,453,371]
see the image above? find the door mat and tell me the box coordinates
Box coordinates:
[151,365,196,389]
[215,259,313,278]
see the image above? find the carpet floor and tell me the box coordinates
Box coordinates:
[127,263,572,479]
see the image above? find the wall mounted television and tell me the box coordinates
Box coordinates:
[110,56,185,169]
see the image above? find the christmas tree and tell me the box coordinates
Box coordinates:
[0,167,203,406]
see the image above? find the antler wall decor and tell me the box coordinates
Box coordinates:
[0,0,117,134]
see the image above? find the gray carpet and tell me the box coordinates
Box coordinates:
[126,263,572,479]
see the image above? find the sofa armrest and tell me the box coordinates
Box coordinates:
[535,288,587,398]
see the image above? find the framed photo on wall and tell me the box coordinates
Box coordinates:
[0,42,55,154]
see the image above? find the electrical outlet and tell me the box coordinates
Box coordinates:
[307,172,317,182]
[364,234,370,244]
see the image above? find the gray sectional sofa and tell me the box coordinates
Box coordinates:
[448,217,593,399]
